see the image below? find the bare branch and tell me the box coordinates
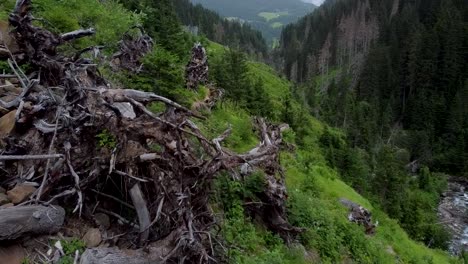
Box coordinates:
[0,154,64,160]
[90,189,135,210]
[60,28,96,42]
[130,183,151,245]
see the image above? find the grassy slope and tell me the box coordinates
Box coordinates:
[203,41,459,264]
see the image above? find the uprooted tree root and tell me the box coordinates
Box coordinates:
[0,0,302,262]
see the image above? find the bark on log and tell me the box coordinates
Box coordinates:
[0,205,65,240]
[80,248,159,264]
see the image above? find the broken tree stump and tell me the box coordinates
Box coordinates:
[0,205,65,240]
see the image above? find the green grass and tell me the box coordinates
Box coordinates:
[282,126,459,263]
[0,0,15,20]
[205,41,226,59]
[258,11,289,22]
[246,61,291,120]
[312,68,340,93]
[283,149,460,263]
[198,101,259,153]
[202,43,459,263]
[271,22,284,29]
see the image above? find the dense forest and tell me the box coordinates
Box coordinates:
[279,0,468,251]
[0,0,467,263]
[174,0,268,58]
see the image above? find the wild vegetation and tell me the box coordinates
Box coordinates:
[0,0,466,263]
[279,0,468,254]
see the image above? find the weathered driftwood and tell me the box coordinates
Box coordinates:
[0,205,65,240]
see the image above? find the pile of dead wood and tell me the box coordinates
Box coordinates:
[0,1,301,263]
[339,198,377,235]
[185,43,209,90]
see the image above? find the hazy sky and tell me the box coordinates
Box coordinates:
[302,0,325,6]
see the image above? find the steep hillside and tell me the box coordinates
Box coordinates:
[202,41,460,264]
[190,0,316,45]
[279,0,468,255]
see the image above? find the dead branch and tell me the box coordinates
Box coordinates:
[96,208,139,229]
[90,189,135,210]
[60,28,96,42]
[0,154,64,160]
[114,170,149,183]
[0,74,17,78]
[129,183,151,246]
[35,110,61,202]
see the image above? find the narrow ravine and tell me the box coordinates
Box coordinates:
[438,178,468,255]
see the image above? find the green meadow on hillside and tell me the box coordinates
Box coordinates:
[258,11,289,22]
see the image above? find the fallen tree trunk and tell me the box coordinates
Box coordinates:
[0,205,65,240]
[80,248,158,264]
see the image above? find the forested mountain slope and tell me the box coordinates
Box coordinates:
[280,0,468,179]
[190,0,317,45]
[279,0,468,254]
[173,0,268,58]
